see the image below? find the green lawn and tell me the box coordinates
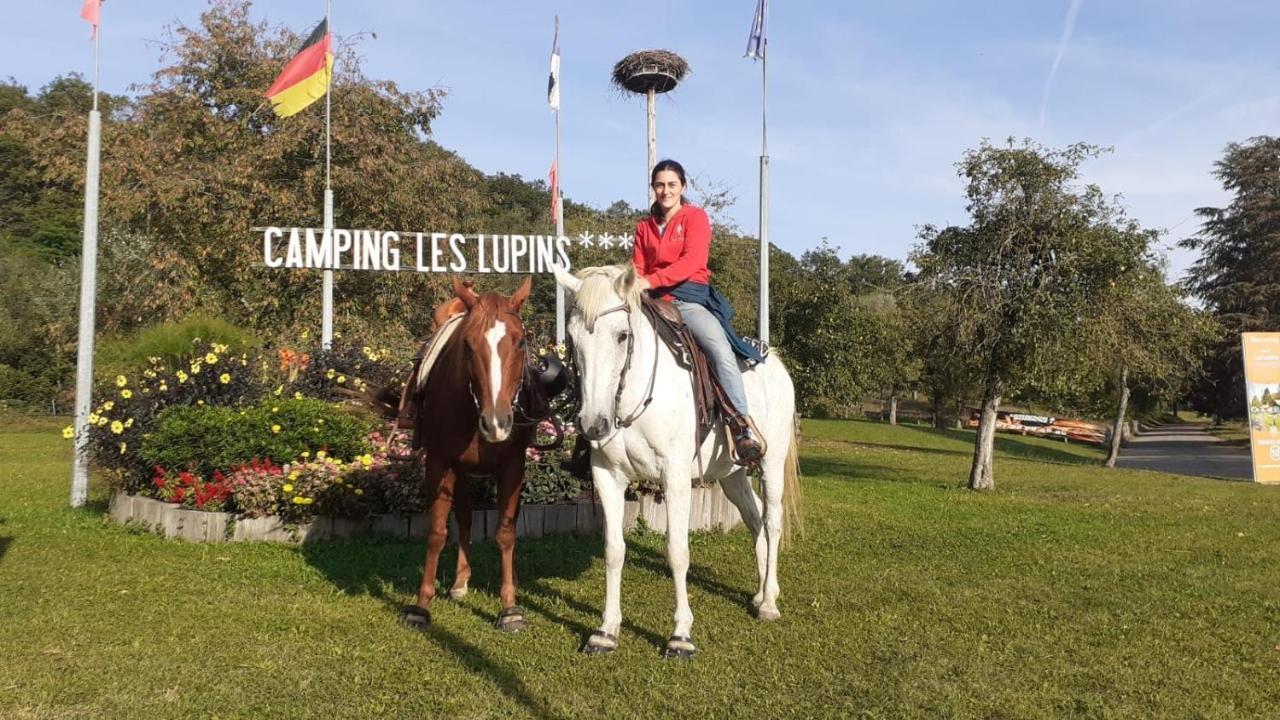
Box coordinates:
[2,417,1278,718]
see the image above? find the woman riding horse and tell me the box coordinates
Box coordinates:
[632,158,765,463]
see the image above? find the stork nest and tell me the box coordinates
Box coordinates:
[611,50,690,95]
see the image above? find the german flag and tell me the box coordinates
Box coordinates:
[265,19,333,118]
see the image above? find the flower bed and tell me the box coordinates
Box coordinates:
[107,486,744,543]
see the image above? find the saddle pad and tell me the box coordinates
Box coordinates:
[415,311,465,392]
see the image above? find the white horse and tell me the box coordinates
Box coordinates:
[552,263,802,659]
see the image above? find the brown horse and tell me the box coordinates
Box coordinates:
[400,276,537,633]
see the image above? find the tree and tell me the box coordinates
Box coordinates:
[912,139,1148,490]
[1181,136,1280,418]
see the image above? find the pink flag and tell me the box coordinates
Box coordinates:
[549,160,560,224]
[80,0,101,39]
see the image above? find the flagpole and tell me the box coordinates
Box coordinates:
[757,1,770,345]
[321,0,334,350]
[71,12,103,507]
[553,17,565,345]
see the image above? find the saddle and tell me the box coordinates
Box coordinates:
[639,295,760,460]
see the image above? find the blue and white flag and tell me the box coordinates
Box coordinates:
[744,0,767,60]
[548,16,561,111]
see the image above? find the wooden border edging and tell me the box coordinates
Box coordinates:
[107,486,743,543]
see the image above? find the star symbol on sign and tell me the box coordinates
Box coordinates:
[576,232,593,248]
[618,233,634,250]
[598,233,615,250]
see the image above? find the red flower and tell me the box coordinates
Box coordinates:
[154,478,168,489]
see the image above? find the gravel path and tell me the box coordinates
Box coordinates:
[1116,423,1252,481]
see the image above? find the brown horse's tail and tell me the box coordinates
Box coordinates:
[782,413,804,549]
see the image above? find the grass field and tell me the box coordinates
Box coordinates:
[2,416,1278,718]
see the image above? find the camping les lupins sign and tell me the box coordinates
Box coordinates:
[260,227,632,273]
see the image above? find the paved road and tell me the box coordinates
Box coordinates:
[1116,423,1252,481]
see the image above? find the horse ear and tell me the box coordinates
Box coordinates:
[551,262,582,294]
[452,276,479,309]
[510,276,532,311]
[614,263,637,297]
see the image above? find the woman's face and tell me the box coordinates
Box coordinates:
[652,170,684,215]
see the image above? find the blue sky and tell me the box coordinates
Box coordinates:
[6,1,1280,279]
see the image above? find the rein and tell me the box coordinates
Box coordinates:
[593,303,660,430]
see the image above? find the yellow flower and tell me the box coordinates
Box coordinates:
[121,389,133,399]
[101,401,114,411]
[271,406,279,413]
[87,413,100,424]
[158,383,169,392]
[176,370,188,384]
[293,392,303,400]
[273,385,283,397]
[205,352,218,364]
[336,375,346,384]
[291,496,305,504]
[354,488,363,496]
[302,497,314,505]
[190,362,202,375]
[143,369,156,379]
[316,450,326,459]
[219,373,231,384]
[359,454,373,468]
[299,452,310,459]
[115,375,128,387]
[124,418,134,428]
[197,399,205,406]
[326,369,336,380]
[213,343,229,353]
[317,419,325,426]
[271,424,281,434]
[283,483,294,492]
[301,329,310,340]
[288,472,299,481]
[118,442,127,454]
[62,426,74,439]
[110,420,124,434]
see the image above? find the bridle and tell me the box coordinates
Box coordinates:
[582,303,660,430]
[462,311,563,447]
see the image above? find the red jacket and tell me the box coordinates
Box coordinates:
[632,204,712,296]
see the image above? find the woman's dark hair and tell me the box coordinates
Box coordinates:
[650,158,689,219]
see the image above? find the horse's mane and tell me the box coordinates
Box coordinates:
[573,265,644,331]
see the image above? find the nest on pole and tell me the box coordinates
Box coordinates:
[611,50,690,95]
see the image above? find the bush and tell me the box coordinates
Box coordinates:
[139,398,375,477]
[95,315,262,378]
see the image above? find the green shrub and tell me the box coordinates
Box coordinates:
[96,315,261,378]
[139,398,375,476]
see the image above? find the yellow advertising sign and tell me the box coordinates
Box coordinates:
[1241,332,1280,484]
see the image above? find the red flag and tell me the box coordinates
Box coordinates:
[549,160,560,225]
[80,0,101,39]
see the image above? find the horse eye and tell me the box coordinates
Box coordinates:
[617,330,631,344]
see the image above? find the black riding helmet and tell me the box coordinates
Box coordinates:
[534,353,571,399]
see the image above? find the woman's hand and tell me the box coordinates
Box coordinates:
[635,276,652,293]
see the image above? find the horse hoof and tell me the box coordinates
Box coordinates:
[661,635,696,660]
[580,631,617,655]
[756,606,781,622]
[494,606,528,633]
[449,585,468,600]
[401,605,432,631]
[750,593,764,608]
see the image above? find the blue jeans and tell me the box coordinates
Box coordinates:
[674,300,750,417]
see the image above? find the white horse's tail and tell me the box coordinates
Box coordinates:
[782,413,804,548]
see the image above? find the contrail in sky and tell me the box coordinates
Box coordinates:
[1039,0,1083,131]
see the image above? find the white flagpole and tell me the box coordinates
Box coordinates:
[321,0,334,350]
[71,13,103,507]
[553,16,565,345]
[757,2,770,344]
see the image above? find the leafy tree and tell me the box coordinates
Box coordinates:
[912,139,1148,490]
[1181,136,1280,418]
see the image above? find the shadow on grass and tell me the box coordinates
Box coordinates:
[301,531,596,719]
[0,536,10,566]
[814,423,1100,467]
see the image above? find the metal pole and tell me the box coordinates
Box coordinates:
[757,11,770,345]
[554,107,565,345]
[321,0,334,350]
[647,87,656,206]
[71,28,103,507]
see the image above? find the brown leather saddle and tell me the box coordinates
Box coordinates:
[639,295,753,453]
